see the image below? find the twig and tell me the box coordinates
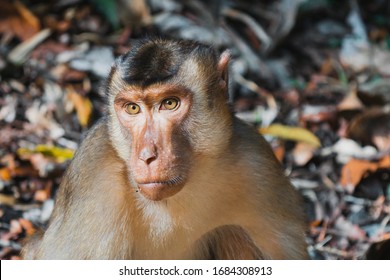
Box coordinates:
[266,0,305,54]
[222,8,271,51]
[315,235,332,247]
[221,20,272,80]
[235,74,277,109]
[317,219,330,242]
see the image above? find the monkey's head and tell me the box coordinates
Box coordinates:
[105,38,232,201]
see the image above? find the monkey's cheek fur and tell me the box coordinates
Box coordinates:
[137,182,185,201]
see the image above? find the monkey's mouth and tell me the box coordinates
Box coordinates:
[136,176,185,201]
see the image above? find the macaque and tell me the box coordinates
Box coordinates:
[22,38,308,259]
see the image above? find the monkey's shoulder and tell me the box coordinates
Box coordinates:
[81,117,110,144]
[230,118,287,179]
[68,118,122,173]
[59,117,127,196]
[232,118,276,159]
[76,118,112,153]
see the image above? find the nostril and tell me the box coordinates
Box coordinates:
[139,147,157,164]
[142,155,157,165]
[145,156,156,165]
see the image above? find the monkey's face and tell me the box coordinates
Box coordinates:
[113,83,193,201]
[107,38,232,201]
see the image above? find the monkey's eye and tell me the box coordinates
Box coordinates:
[125,103,141,115]
[161,98,179,110]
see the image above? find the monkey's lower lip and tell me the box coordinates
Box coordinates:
[137,178,185,201]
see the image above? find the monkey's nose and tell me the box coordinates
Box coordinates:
[139,147,157,165]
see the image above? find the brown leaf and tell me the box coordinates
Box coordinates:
[271,143,285,163]
[34,190,48,202]
[19,218,36,236]
[0,194,16,205]
[0,167,11,181]
[11,166,39,178]
[348,108,390,151]
[34,182,52,202]
[67,88,93,127]
[0,1,40,41]
[14,1,40,31]
[337,83,364,112]
[340,156,390,189]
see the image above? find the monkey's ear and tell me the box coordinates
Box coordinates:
[218,50,230,89]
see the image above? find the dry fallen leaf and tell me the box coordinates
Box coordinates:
[34,189,49,202]
[17,145,74,163]
[348,109,390,151]
[260,124,321,147]
[8,28,52,65]
[25,100,65,139]
[67,88,93,127]
[340,156,390,189]
[337,83,364,111]
[0,167,12,181]
[0,1,40,41]
[18,218,36,236]
[0,194,16,205]
[0,95,18,123]
[272,144,285,163]
[293,142,316,166]
[14,1,40,31]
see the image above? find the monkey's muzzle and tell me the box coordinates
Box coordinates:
[137,178,185,201]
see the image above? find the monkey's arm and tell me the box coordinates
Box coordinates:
[192,225,265,260]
